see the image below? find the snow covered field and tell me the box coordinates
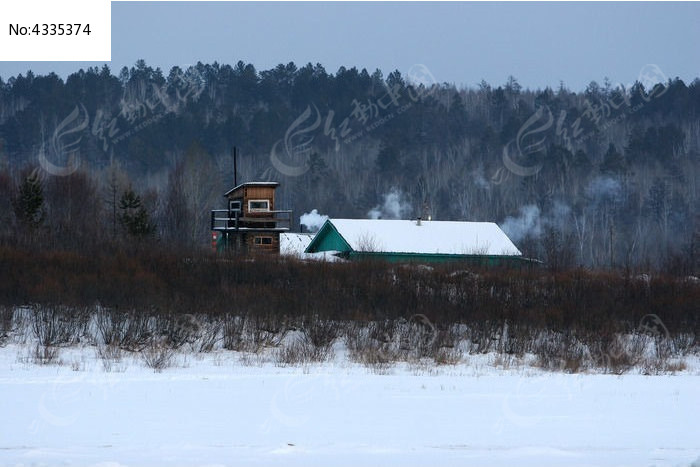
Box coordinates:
[1,345,698,467]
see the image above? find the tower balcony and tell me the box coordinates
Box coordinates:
[210,209,292,232]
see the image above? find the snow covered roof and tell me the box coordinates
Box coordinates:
[280,232,313,255]
[223,181,279,197]
[307,219,522,256]
[280,232,342,261]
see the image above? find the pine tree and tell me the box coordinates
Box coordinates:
[104,161,129,240]
[600,143,626,175]
[13,170,45,230]
[118,188,155,238]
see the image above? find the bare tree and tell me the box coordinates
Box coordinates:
[161,142,221,248]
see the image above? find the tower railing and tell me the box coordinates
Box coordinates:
[210,209,292,231]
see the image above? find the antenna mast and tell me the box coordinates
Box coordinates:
[233,146,237,186]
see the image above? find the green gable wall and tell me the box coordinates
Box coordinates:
[305,221,352,253]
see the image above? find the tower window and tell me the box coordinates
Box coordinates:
[229,200,242,212]
[248,200,270,212]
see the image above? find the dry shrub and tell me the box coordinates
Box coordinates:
[604,334,646,374]
[248,314,288,351]
[345,322,396,370]
[154,312,202,349]
[221,313,288,353]
[434,347,463,365]
[222,314,246,351]
[96,343,126,372]
[141,337,176,372]
[192,317,220,352]
[95,308,152,351]
[0,306,13,344]
[305,317,339,351]
[31,304,89,347]
[274,333,333,366]
[661,360,687,373]
[462,321,502,354]
[32,343,59,365]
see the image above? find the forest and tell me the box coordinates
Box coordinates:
[0,59,698,271]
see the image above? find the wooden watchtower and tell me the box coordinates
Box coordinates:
[210,181,292,253]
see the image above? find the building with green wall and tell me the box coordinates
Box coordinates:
[305,219,539,266]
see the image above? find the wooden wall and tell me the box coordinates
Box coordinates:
[244,232,280,254]
[228,186,276,216]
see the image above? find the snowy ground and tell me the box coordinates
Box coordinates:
[1,345,699,467]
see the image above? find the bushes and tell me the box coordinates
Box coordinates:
[0,245,698,372]
[274,332,334,366]
[222,313,247,351]
[25,304,89,364]
[1,247,698,339]
[141,337,176,372]
[95,308,151,350]
[31,304,89,347]
[1,302,696,373]
[0,306,13,345]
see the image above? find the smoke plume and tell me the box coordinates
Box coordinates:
[500,201,572,243]
[586,176,622,201]
[500,204,542,243]
[300,209,328,232]
[368,188,412,220]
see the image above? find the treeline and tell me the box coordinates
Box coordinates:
[0,60,699,268]
[0,152,212,250]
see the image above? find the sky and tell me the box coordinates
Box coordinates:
[1,1,699,91]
